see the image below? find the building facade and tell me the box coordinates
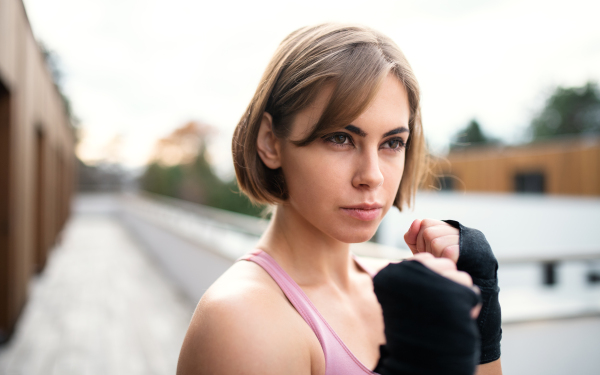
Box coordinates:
[0,0,75,341]
[429,136,600,196]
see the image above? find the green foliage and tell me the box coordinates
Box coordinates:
[530,82,600,139]
[140,162,184,198]
[140,143,264,217]
[39,41,79,132]
[451,119,494,150]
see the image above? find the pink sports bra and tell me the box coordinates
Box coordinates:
[238,249,379,375]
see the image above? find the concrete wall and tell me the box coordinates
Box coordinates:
[0,0,75,341]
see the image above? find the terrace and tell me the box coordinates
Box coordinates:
[1,193,598,375]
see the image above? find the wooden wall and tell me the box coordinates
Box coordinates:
[427,136,600,196]
[0,0,75,342]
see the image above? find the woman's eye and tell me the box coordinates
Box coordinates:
[382,137,406,151]
[332,134,348,144]
[324,133,353,147]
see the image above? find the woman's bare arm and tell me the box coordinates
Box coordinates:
[476,358,502,375]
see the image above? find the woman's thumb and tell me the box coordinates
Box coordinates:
[404,219,422,254]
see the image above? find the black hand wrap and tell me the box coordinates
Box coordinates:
[443,220,502,364]
[373,260,481,375]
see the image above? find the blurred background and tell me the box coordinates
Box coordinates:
[1,0,599,374]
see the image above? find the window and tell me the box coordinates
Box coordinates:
[515,171,545,193]
[438,175,455,191]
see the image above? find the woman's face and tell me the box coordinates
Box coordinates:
[279,73,410,243]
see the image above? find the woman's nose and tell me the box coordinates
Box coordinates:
[352,150,384,189]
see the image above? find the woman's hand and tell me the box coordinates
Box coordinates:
[411,252,470,285]
[412,252,481,319]
[373,256,482,375]
[404,218,460,263]
[405,218,502,367]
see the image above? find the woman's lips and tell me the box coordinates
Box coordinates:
[340,207,382,221]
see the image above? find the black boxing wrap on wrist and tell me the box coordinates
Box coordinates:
[373,260,481,375]
[443,220,502,364]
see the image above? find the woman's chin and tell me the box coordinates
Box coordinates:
[332,225,379,244]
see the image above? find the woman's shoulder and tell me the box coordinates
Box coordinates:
[203,260,285,306]
[187,260,296,337]
[193,261,293,328]
[177,261,314,375]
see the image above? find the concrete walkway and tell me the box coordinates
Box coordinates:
[0,200,194,375]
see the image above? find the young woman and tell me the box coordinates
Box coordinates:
[177,23,502,375]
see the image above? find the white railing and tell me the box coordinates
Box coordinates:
[120,192,413,262]
[118,192,600,324]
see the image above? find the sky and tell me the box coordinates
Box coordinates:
[22,0,600,179]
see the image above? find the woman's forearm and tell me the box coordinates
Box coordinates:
[476,358,502,375]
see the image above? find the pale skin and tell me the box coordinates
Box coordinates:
[177,74,502,375]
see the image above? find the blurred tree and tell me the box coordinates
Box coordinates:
[141,162,184,198]
[77,157,127,192]
[140,122,263,217]
[450,119,495,150]
[529,81,600,139]
[39,41,79,131]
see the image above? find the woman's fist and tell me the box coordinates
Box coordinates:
[373,257,482,375]
[412,253,481,319]
[404,219,460,263]
[411,253,471,287]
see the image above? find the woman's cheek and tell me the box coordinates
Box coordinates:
[392,159,406,188]
[288,151,350,203]
[382,151,405,183]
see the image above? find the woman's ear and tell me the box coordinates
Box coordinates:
[256,112,282,169]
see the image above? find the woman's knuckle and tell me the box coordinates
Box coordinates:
[440,258,457,269]
[446,243,458,252]
[422,218,439,229]
[423,227,435,241]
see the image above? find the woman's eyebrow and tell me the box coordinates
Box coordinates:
[383,127,409,137]
[344,125,409,138]
[345,125,367,137]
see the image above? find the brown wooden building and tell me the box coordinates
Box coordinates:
[428,135,600,196]
[0,0,75,342]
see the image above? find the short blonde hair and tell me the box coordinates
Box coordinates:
[232,23,427,211]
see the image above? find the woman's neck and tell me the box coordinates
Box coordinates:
[256,204,356,290]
